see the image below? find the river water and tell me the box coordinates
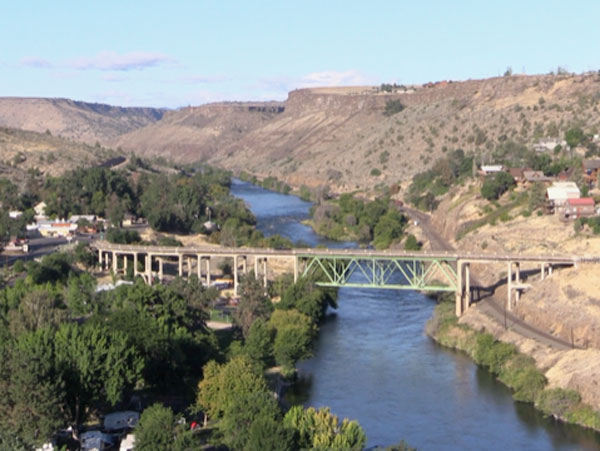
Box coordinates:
[230,179,600,450]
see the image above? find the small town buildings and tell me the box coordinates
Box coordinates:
[9,210,23,219]
[508,168,527,183]
[557,168,576,181]
[559,197,596,220]
[546,181,581,213]
[70,214,97,224]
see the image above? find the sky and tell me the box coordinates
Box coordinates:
[2,0,600,108]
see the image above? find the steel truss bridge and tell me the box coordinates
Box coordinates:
[92,241,595,316]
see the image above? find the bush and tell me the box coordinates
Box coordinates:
[370,168,382,177]
[537,388,580,417]
[383,99,405,116]
[499,354,546,402]
[404,234,421,251]
[473,333,516,374]
[106,228,141,244]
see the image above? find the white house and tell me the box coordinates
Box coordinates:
[38,220,77,237]
[546,181,581,209]
[481,165,505,175]
[34,201,47,218]
[103,411,139,431]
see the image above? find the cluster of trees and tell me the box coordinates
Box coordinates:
[0,250,220,448]
[481,171,516,201]
[383,99,405,116]
[407,149,474,211]
[311,195,408,248]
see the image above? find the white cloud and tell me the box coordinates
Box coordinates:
[20,57,54,69]
[102,73,127,82]
[71,51,175,71]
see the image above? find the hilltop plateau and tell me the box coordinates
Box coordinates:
[0,97,164,146]
[113,73,600,194]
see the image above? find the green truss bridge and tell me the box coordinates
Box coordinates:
[92,241,593,317]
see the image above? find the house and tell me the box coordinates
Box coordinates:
[69,214,97,224]
[557,167,576,181]
[480,165,505,175]
[582,159,600,185]
[546,181,581,213]
[533,138,566,153]
[508,168,527,183]
[80,430,115,451]
[119,434,135,451]
[9,210,23,219]
[559,197,596,220]
[523,170,552,184]
[38,220,78,237]
[34,201,47,218]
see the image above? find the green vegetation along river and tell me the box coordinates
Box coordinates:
[231,179,600,450]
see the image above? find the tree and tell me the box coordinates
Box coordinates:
[278,277,337,325]
[269,310,315,372]
[65,273,96,315]
[565,127,585,149]
[54,323,144,425]
[8,288,65,336]
[383,99,405,116]
[197,355,269,424]
[234,274,273,337]
[135,404,176,451]
[404,234,421,251]
[284,405,366,450]
[481,171,515,201]
[244,318,274,368]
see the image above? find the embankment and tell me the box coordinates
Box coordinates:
[426,297,600,431]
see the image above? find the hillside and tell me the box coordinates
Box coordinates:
[0,97,164,146]
[113,102,284,162]
[0,127,115,184]
[115,73,600,193]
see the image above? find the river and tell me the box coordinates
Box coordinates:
[230,179,600,450]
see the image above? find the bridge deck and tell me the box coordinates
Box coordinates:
[92,241,590,264]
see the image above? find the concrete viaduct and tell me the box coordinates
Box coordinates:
[92,241,596,317]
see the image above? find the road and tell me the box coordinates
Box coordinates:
[401,206,573,350]
[1,234,96,266]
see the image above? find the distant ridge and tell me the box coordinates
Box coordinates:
[0,97,165,146]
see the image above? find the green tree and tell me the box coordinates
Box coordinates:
[481,171,515,201]
[284,405,366,450]
[54,323,144,424]
[565,127,585,149]
[404,234,421,251]
[197,355,268,422]
[0,328,65,448]
[65,273,96,315]
[234,274,273,337]
[269,310,315,372]
[135,404,176,451]
[244,318,274,368]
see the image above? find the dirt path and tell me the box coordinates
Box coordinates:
[401,207,572,350]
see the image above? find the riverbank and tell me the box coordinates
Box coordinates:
[426,296,600,431]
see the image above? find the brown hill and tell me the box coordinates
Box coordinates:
[115,73,600,193]
[0,97,164,146]
[0,127,115,185]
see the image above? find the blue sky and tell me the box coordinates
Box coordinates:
[2,1,600,108]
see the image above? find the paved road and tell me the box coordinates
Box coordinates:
[401,206,573,350]
[1,235,95,266]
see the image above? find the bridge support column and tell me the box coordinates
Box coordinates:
[187,257,193,277]
[146,254,153,285]
[197,255,202,279]
[123,254,128,273]
[541,263,545,280]
[255,256,259,277]
[455,260,464,317]
[515,263,521,305]
[112,252,118,274]
[234,256,239,296]
[206,258,211,286]
[263,258,268,288]
[178,255,183,277]
[158,258,164,282]
[104,252,110,270]
[507,261,512,311]
[293,257,298,283]
[548,264,553,276]
[241,257,247,274]
[98,250,103,268]
[465,262,471,311]
[134,253,138,277]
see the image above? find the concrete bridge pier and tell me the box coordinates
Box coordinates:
[146,254,152,285]
[178,255,183,277]
[133,253,138,277]
[455,260,472,317]
[233,255,239,296]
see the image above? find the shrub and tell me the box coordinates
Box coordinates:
[473,333,516,374]
[481,172,516,201]
[537,388,580,417]
[383,100,405,116]
[499,354,546,402]
[370,168,382,177]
